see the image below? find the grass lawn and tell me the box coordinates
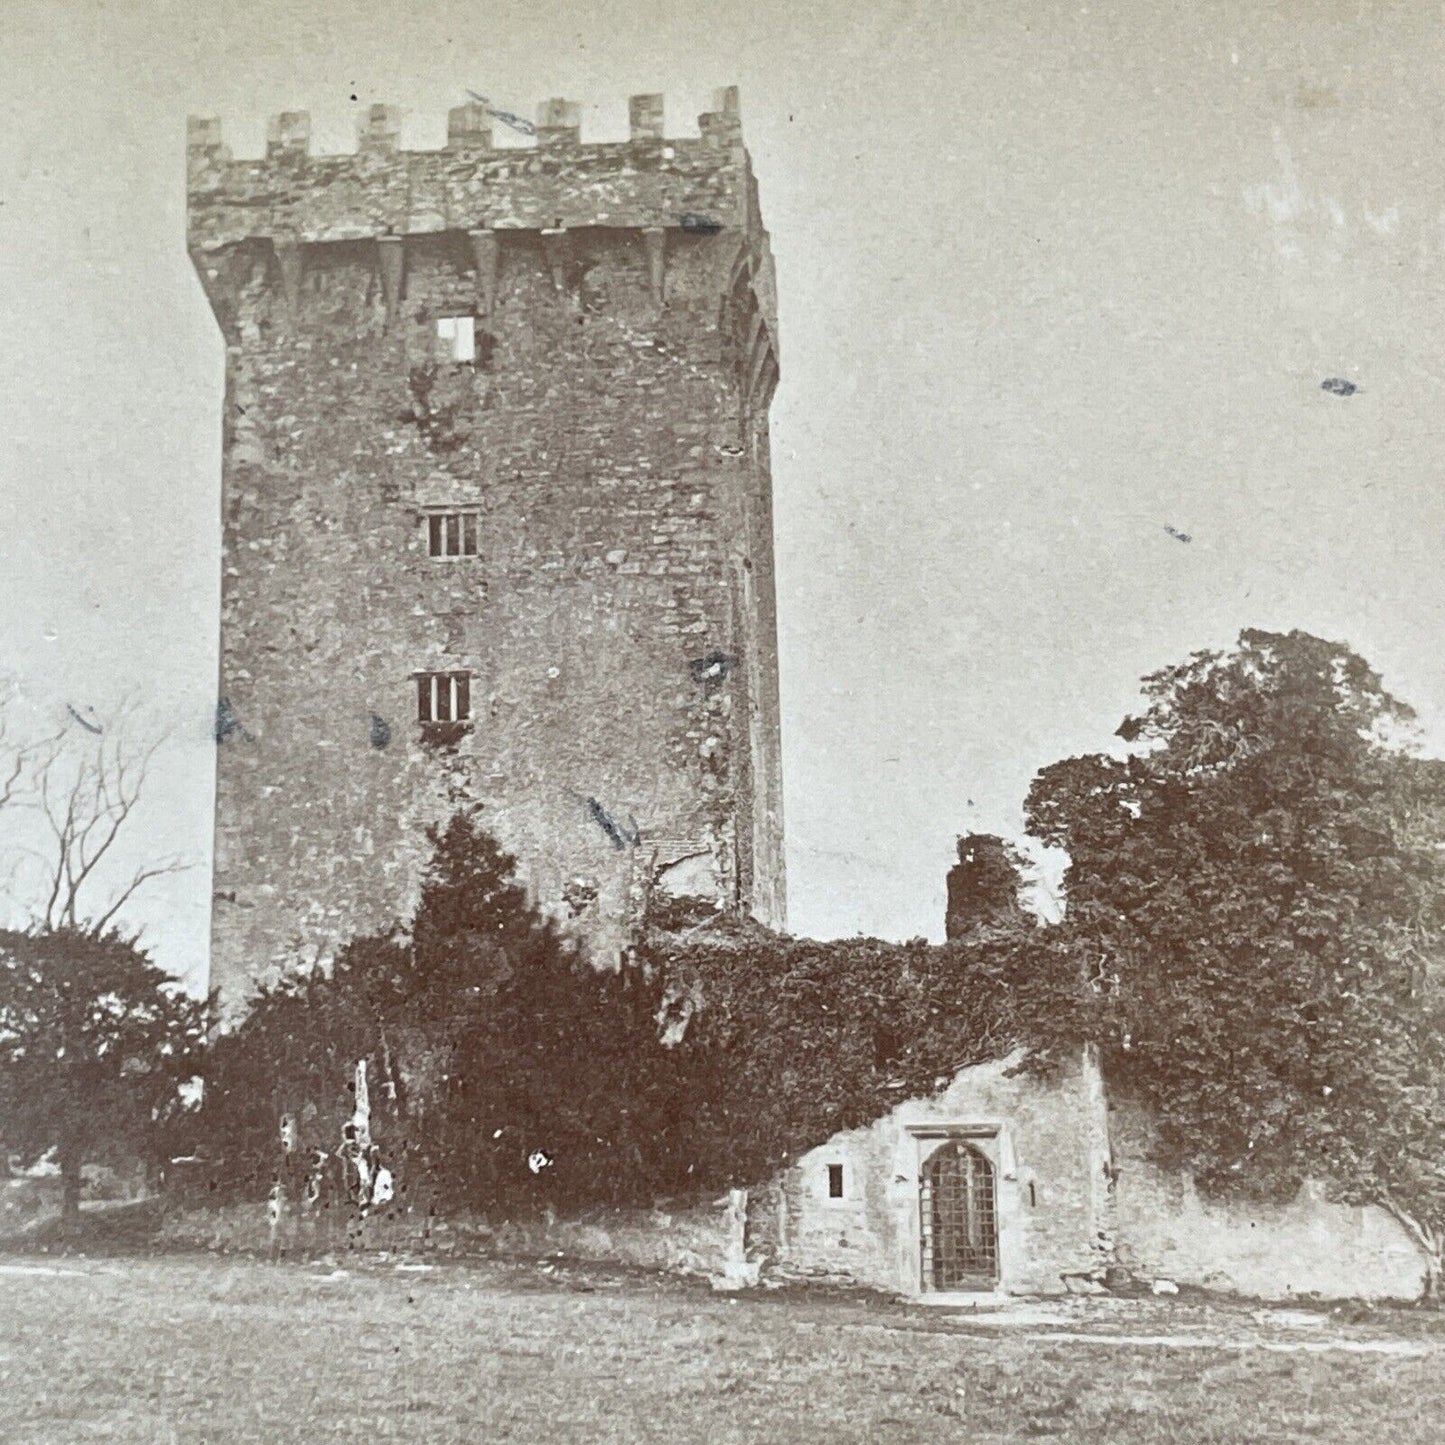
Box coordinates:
[0,1250,1441,1443]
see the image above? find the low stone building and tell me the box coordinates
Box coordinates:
[1107,1098,1425,1300]
[759,1050,1109,1299]
[173,1027,1428,1302]
[766,1048,1426,1302]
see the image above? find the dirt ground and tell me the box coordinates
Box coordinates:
[0,1250,1442,1443]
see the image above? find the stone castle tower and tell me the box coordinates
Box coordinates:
[187,90,785,1009]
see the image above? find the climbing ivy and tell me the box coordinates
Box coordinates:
[194,813,1036,1214]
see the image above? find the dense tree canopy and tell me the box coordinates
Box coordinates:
[1025,629,1445,1292]
[201,811,677,1213]
[0,927,207,1226]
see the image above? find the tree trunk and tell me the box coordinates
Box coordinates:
[59,1149,82,1236]
[1422,1240,1443,1306]
[1382,1199,1443,1307]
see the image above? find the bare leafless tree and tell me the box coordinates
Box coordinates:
[0,682,62,906]
[0,693,190,937]
[0,681,58,816]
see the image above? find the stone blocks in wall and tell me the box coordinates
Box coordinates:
[187,92,765,275]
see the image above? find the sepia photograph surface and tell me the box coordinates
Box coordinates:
[3,1,1445,1440]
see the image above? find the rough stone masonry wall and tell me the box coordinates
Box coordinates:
[189,92,785,1008]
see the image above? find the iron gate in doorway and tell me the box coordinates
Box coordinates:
[919,1139,999,1290]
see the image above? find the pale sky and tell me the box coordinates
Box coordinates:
[3,0,1445,990]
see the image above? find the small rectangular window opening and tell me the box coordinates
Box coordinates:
[416,672,471,724]
[827,1163,844,1199]
[426,512,479,559]
[436,315,477,363]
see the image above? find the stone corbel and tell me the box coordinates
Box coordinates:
[468,228,499,319]
[376,235,406,325]
[540,227,574,300]
[642,227,666,308]
[189,245,242,346]
[747,329,776,409]
[758,353,780,412]
[270,237,304,318]
[742,302,766,367]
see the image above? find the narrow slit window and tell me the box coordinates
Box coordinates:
[436,315,477,363]
[416,672,472,724]
[827,1163,844,1199]
[425,511,480,559]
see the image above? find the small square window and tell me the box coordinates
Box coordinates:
[425,511,479,559]
[416,671,471,724]
[827,1163,844,1199]
[436,315,477,363]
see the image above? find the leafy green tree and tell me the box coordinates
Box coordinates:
[394,810,675,1209]
[205,810,1033,1214]
[1024,629,1445,1295]
[203,810,676,1213]
[0,928,208,1229]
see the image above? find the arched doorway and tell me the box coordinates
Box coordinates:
[920,1140,999,1291]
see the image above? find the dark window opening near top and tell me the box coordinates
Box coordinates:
[827,1163,844,1199]
[416,671,471,724]
[427,512,479,559]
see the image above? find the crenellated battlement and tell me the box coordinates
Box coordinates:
[187,85,777,392]
[188,88,754,252]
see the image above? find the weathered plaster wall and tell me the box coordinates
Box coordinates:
[1110,1098,1426,1301]
[189,93,785,1008]
[161,1197,734,1277]
[763,1060,1427,1303]
[769,1050,1108,1297]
